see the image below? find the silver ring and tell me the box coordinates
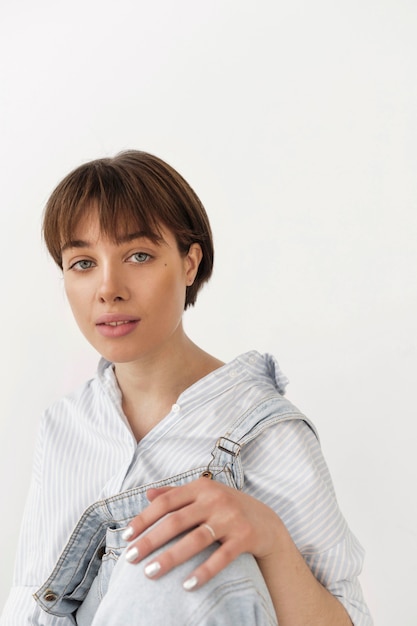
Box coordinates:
[202,523,216,541]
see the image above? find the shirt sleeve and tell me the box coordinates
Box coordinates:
[0,419,74,626]
[241,417,373,626]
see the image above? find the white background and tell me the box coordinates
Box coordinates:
[1,1,416,623]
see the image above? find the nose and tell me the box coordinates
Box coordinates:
[97,266,129,303]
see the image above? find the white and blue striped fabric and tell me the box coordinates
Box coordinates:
[0,351,372,625]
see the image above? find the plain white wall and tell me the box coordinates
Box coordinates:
[1,1,416,623]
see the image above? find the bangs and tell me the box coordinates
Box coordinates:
[45,160,166,266]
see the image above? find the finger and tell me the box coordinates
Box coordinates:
[182,541,242,591]
[146,486,175,501]
[123,485,196,541]
[143,523,222,580]
[125,501,212,563]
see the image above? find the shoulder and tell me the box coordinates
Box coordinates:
[219,351,318,437]
[226,350,290,395]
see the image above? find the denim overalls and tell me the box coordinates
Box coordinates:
[34,394,315,625]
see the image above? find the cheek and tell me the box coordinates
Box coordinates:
[164,269,188,303]
[149,271,187,317]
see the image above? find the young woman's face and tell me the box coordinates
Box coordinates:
[61,212,202,365]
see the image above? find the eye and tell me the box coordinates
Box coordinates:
[69,259,95,271]
[128,252,152,264]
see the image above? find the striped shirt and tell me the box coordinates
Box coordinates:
[0,351,372,625]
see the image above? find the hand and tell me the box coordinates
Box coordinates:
[122,477,284,590]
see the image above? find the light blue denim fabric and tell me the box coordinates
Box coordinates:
[78,527,277,626]
[34,395,313,625]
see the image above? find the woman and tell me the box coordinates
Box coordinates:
[0,151,372,625]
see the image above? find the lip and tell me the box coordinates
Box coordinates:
[96,314,140,325]
[95,314,141,338]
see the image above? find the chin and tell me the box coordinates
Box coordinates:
[98,349,142,364]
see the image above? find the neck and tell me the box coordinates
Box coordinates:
[114,333,224,441]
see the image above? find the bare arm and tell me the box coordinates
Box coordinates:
[256,518,352,625]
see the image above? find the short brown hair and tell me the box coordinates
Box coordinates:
[43,150,214,308]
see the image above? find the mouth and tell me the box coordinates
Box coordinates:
[95,314,141,338]
[96,314,140,325]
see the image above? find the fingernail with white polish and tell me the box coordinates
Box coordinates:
[121,526,134,541]
[144,561,161,578]
[125,547,139,562]
[183,576,198,591]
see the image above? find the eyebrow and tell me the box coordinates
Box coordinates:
[61,231,163,253]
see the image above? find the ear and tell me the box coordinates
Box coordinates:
[185,243,203,286]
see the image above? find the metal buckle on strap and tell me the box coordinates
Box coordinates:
[215,437,241,457]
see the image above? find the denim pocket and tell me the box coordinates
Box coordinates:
[96,527,126,600]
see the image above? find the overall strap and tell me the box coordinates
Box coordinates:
[207,393,317,490]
